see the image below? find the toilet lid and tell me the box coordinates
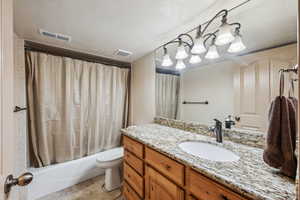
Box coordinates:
[96,147,124,162]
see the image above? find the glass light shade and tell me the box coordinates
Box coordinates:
[161,54,173,67]
[191,37,206,54]
[215,23,235,46]
[175,60,186,70]
[175,45,189,60]
[228,35,246,53]
[189,55,202,64]
[205,45,220,59]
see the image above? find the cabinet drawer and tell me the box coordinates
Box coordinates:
[145,166,184,200]
[125,150,144,175]
[145,147,185,186]
[124,163,144,198]
[123,181,141,200]
[189,169,248,200]
[123,136,144,158]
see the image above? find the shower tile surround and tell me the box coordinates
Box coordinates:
[122,122,296,200]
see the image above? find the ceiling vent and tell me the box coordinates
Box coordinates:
[39,29,71,42]
[114,49,132,57]
[56,34,72,42]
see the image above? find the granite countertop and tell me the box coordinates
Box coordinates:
[121,124,295,200]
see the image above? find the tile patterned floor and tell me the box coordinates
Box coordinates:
[38,176,122,200]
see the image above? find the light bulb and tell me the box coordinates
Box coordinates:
[161,54,173,67]
[205,45,220,59]
[189,55,202,64]
[228,35,246,53]
[175,60,186,70]
[191,37,206,54]
[175,44,189,60]
[216,23,235,46]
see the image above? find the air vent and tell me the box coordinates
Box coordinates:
[39,29,56,38]
[39,29,71,42]
[114,49,132,57]
[56,34,72,42]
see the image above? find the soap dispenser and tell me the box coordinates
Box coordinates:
[225,115,235,129]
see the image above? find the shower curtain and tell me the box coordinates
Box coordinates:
[155,73,180,119]
[26,51,129,167]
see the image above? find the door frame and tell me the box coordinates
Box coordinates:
[297,1,300,198]
[0,0,18,199]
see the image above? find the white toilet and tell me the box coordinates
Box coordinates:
[96,147,124,191]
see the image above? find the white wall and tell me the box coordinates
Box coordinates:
[180,61,236,126]
[130,52,156,125]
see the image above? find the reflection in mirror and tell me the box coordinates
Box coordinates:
[155,0,297,133]
[156,44,297,132]
[155,68,180,119]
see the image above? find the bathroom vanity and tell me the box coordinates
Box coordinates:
[122,124,295,200]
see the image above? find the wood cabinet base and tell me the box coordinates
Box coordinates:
[123,135,251,200]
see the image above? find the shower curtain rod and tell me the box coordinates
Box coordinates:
[24,41,131,68]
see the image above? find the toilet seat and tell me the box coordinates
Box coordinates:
[96,147,124,163]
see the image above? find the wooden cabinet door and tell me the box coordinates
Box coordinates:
[123,182,141,200]
[145,166,184,200]
[234,60,270,132]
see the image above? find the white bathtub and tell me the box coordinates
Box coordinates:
[27,153,105,200]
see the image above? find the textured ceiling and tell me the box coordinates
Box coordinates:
[14,0,253,62]
[14,0,297,64]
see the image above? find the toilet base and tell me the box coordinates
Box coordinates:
[104,166,121,191]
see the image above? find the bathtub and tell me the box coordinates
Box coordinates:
[27,153,105,200]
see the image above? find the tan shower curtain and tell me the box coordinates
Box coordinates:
[156,73,180,119]
[26,51,129,167]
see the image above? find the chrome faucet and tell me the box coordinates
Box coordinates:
[213,119,223,143]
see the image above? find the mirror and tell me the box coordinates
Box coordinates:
[155,0,297,132]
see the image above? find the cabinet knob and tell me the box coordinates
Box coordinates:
[221,194,229,200]
[160,162,171,170]
[165,164,171,170]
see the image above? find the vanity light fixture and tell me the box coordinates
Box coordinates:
[228,28,246,53]
[175,60,186,70]
[189,54,202,64]
[159,9,246,70]
[161,47,173,67]
[205,44,220,59]
[215,16,235,46]
[205,36,220,59]
[191,26,206,54]
[175,38,189,60]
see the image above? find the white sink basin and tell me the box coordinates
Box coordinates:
[178,141,240,162]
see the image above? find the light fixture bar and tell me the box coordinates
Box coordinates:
[159,2,250,70]
[156,0,251,51]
